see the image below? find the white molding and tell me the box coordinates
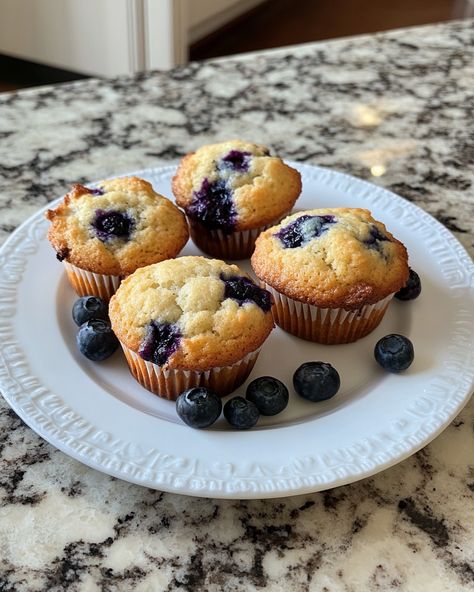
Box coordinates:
[0,0,136,77]
[452,0,474,17]
[0,0,265,75]
[127,0,146,73]
[143,0,188,70]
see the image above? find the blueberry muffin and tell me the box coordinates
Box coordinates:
[109,256,274,399]
[251,208,409,344]
[172,140,302,259]
[46,176,189,299]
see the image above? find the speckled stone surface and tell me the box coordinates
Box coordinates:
[1,20,474,592]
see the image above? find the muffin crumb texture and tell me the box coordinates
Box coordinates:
[46,176,189,276]
[252,208,409,309]
[109,256,274,371]
[172,140,301,231]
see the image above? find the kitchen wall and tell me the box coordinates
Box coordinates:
[0,0,266,76]
[187,0,265,43]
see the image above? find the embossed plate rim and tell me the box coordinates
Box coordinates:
[0,162,473,499]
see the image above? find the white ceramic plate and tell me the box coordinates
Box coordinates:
[0,164,473,499]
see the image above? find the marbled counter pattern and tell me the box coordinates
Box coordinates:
[1,20,474,592]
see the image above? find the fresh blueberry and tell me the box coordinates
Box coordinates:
[374,334,414,373]
[363,224,390,253]
[87,187,105,196]
[92,209,134,242]
[246,376,289,415]
[76,319,119,361]
[56,247,70,262]
[138,321,181,366]
[293,362,340,402]
[176,387,222,429]
[395,268,422,301]
[221,274,272,312]
[224,396,259,429]
[72,296,109,326]
[219,150,251,172]
[187,178,236,232]
[276,215,336,248]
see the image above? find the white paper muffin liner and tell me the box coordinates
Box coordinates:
[63,261,122,300]
[188,209,293,260]
[263,282,395,344]
[120,343,262,400]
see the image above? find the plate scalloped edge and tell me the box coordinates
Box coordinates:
[0,163,473,499]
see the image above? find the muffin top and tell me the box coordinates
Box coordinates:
[251,208,409,309]
[109,256,274,371]
[172,140,302,232]
[46,177,189,276]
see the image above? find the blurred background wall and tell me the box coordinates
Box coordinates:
[0,0,472,91]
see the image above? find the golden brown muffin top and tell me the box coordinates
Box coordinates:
[46,176,189,276]
[109,256,274,371]
[251,208,409,310]
[172,140,301,232]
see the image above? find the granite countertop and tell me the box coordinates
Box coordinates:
[1,19,474,592]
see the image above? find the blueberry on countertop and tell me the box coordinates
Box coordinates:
[176,387,222,429]
[224,396,259,429]
[293,362,340,402]
[246,376,289,415]
[395,268,421,301]
[72,296,109,326]
[374,334,414,373]
[76,319,119,361]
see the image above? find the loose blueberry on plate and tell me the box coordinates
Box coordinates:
[76,319,119,361]
[374,334,414,373]
[176,387,222,429]
[224,397,259,429]
[293,362,340,402]
[395,268,421,301]
[246,376,289,415]
[72,295,109,326]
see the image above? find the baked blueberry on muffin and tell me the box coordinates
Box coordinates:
[46,176,189,299]
[109,256,274,399]
[172,140,302,259]
[251,208,409,344]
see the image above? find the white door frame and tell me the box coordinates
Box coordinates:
[143,0,189,71]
